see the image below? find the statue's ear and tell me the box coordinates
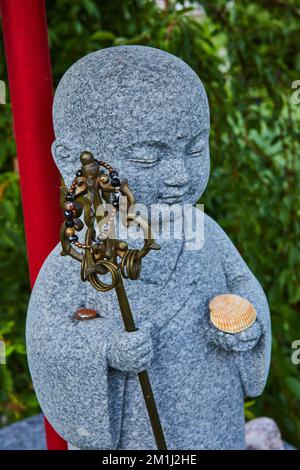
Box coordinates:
[51,137,80,186]
[51,138,73,166]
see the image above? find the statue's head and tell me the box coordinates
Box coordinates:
[52,45,210,208]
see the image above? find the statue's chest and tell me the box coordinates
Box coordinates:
[84,236,228,331]
[127,236,228,329]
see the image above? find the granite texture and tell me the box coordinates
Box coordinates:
[26,46,272,450]
[245,417,284,450]
[0,415,296,450]
[0,415,46,450]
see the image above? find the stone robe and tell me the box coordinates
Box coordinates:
[26,210,271,450]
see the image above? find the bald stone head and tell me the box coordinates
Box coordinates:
[52,45,210,207]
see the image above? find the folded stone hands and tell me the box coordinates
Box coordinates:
[107,322,154,373]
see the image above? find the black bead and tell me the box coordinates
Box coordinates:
[66,193,75,201]
[76,170,83,177]
[112,199,119,208]
[66,219,75,227]
[69,235,78,243]
[110,176,121,187]
[64,210,73,219]
[109,170,119,177]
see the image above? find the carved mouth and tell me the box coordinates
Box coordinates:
[160,193,186,203]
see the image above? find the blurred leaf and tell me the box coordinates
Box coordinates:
[286,377,300,400]
[90,30,116,41]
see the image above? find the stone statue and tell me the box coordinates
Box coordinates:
[26,46,271,450]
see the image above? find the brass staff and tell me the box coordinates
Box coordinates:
[60,151,167,450]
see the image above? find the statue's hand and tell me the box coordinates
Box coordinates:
[206,320,262,352]
[107,322,154,373]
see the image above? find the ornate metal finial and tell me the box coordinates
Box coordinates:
[60,151,160,291]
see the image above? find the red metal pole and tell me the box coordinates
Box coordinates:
[0,0,67,450]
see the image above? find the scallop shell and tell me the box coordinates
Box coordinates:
[209,294,256,333]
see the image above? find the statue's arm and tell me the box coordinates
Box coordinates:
[205,215,272,397]
[26,243,154,449]
[26,244,126,449]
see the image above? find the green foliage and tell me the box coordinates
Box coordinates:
[1,0,300,446]
[0,101,34,424]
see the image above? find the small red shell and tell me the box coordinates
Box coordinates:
[74,308,98,321]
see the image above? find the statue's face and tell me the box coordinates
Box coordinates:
[52,46,210,211]
[102,123,210,209]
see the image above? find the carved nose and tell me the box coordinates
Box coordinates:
[163,158,189,187]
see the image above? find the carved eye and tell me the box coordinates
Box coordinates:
[129,145,160,167]
[130,157,159,166]
[186,130,208,157]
